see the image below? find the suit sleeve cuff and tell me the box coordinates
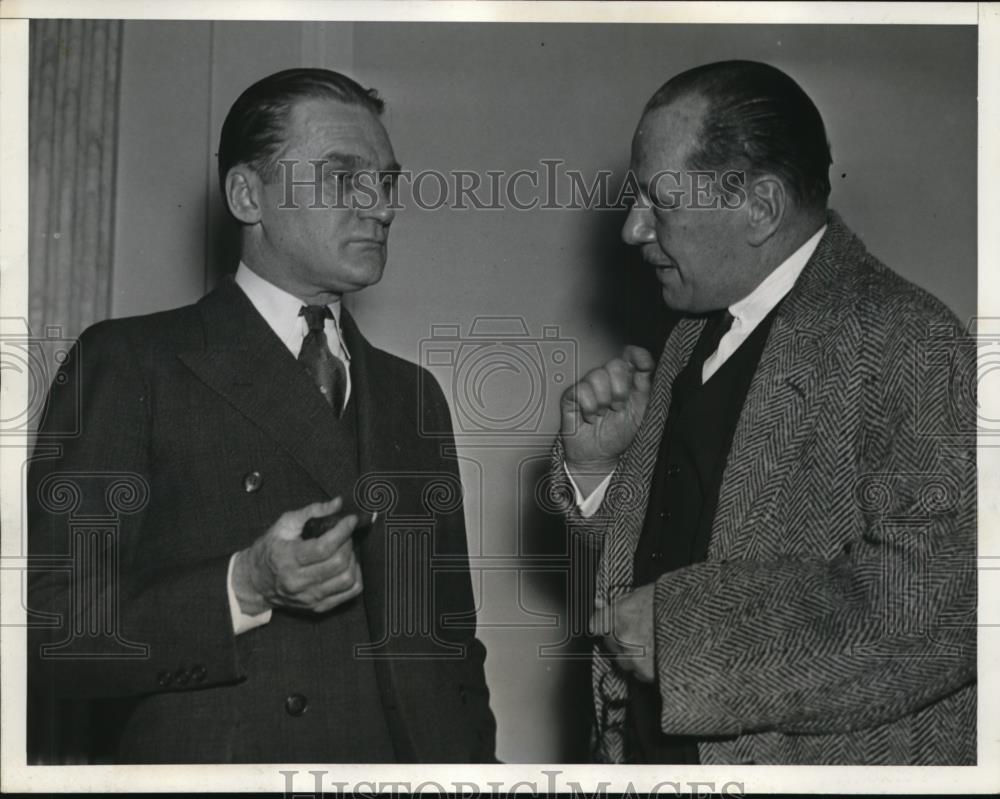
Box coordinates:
[563,462,614,518]
[227,552,272,635]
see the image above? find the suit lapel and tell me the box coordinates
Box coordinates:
[340,308,386,484]
[711,219,849,558]
[177,277,354,499]
[338,309,392,646]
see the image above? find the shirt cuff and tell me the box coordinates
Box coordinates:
[563,462,615,518]
[227,552,272,635]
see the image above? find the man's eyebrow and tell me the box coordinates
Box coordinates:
[320,153,402,174]
[320,152,366,170]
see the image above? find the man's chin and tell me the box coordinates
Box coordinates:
[336,258,386,293]
[660,284,692,312]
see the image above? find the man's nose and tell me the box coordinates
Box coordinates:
[621,203,654,246]
[359,193,396,226]
[369,203,396,226]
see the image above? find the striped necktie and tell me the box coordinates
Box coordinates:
[298,305,347,416]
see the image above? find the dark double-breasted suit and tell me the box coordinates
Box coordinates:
[28,276,497,763]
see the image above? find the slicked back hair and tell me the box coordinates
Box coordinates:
[217,67,384,201]
[645,60,832,212]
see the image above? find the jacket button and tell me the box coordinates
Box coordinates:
[174,668,190,685]
[666,464,680,477]
[156,670,173,687]
[658,510,671,521]
[243,471,263,493]
[285,693,308,716]
[191,665,207,683]
[650,551,663,562]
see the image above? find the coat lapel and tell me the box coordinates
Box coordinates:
[711,217,852,559]
[176,277,354,499]
[620,316,703,553]
[600,316,702,595]
[338,308,393,648]
[339,308,388,486]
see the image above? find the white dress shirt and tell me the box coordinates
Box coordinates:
[569,225,827,517]
[226,262,354,634]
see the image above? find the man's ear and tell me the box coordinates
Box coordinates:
[224,166,263,225]
[745,176,785,247]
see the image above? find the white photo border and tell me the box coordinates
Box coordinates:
[1,1,996,794]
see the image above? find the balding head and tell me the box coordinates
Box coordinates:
[644,60,832,216]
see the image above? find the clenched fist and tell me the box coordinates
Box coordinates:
[560,345,655,493]
[232,497,364,616]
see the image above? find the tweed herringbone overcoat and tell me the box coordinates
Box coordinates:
[553,212,976,764]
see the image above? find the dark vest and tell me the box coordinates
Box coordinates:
[626,309,778,764]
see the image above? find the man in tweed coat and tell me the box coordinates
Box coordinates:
[554,61,976,764]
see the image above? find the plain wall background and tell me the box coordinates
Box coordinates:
[110,21,976,762]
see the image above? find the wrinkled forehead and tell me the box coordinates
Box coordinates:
[630,94,707,172]
[284,96,396,168]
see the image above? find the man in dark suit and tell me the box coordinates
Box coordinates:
[554,60,975,764]
[28,68,496,763]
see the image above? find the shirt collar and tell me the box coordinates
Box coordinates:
[728,224,827,328]
[233,261,349,360]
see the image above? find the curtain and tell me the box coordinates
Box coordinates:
[29,19,122,341]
